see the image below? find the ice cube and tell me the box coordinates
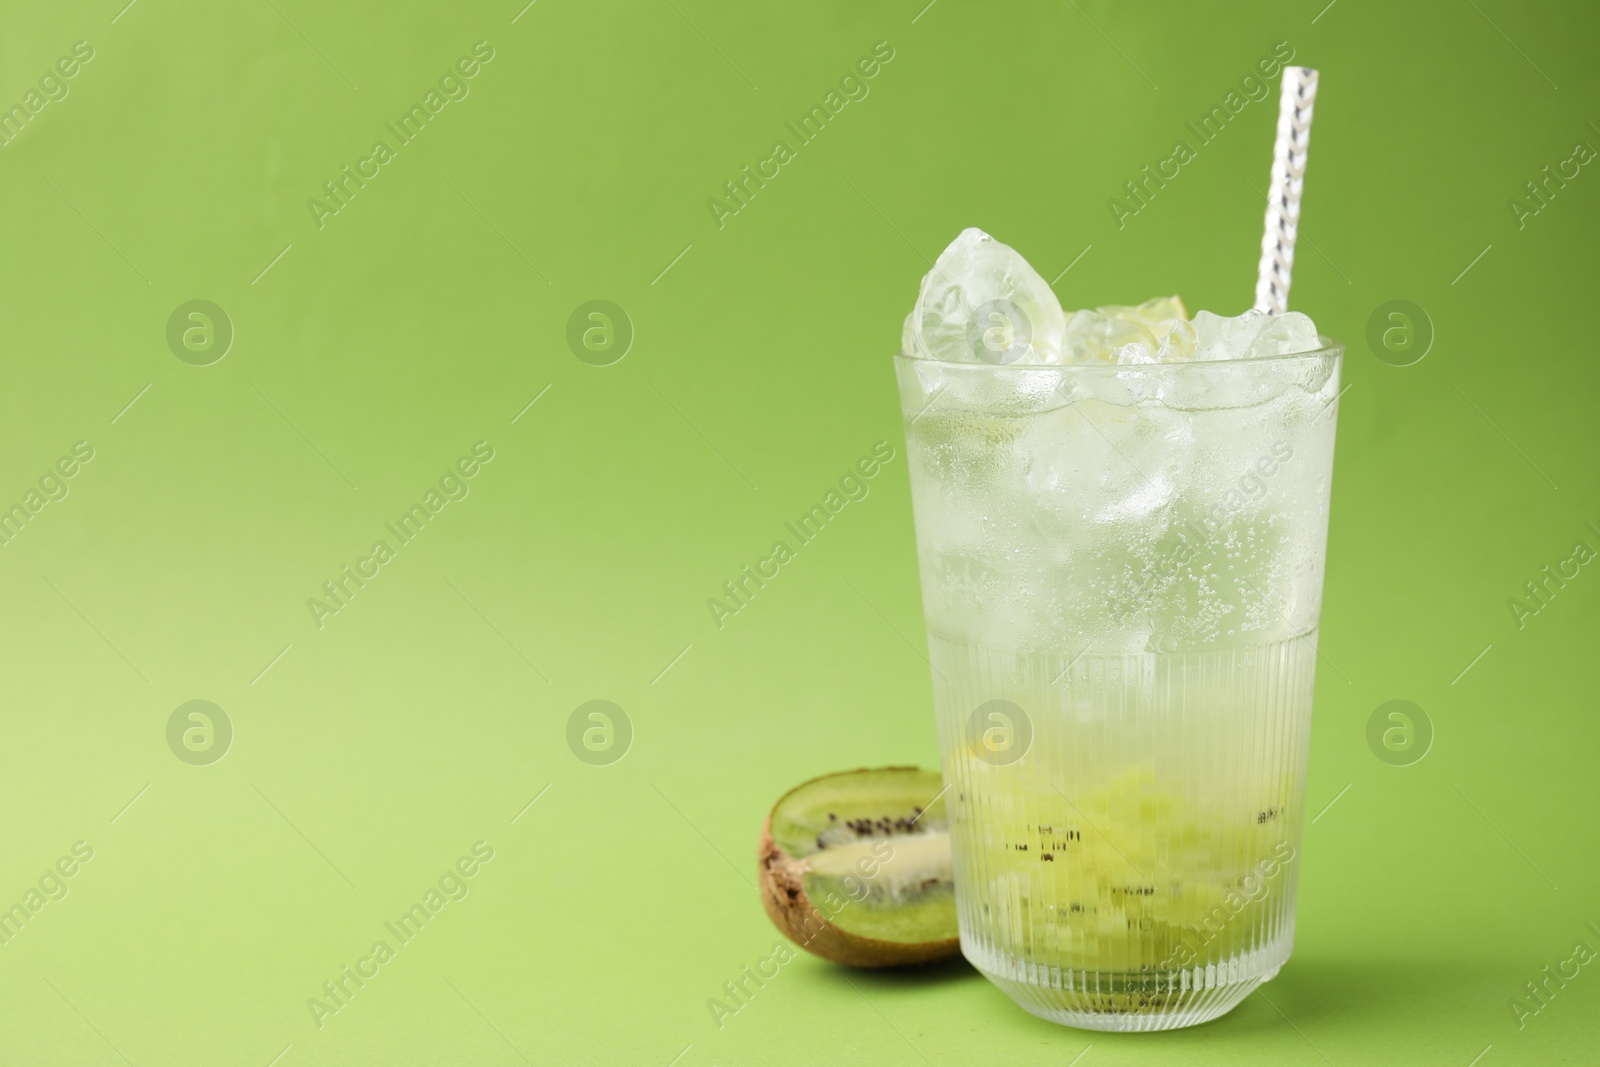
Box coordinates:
[1192,309,1320,362]
[906,228,1066,364]
[1014,399,1191,524]
[1246,311,1321,358]
[1192,309,1256,361]
[1061,310,1157,364]
[1155,318,1198,361]
[1101,295,1185,325]
[1057,296,1196,365]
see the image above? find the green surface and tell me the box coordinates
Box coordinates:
[0,0,1596,1064]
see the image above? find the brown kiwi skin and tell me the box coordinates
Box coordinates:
[757,766,961,968]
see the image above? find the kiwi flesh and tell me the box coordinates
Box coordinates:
[759,767,959,967]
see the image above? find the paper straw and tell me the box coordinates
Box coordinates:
[1253,67,1319,315]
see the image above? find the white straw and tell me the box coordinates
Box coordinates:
[1253,67,1319,315]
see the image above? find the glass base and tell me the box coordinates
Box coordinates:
[972,937,1290,1032]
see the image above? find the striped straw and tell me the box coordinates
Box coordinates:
[1253,67,1319,315]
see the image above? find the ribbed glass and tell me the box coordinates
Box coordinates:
[897,343,1341,1030]
[930,633,1314,1029]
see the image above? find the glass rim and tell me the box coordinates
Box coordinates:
[894,336,1344,372]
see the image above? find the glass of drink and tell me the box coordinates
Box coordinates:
[894,229,1341,1030]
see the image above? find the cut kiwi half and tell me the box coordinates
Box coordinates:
[759,767,959,968]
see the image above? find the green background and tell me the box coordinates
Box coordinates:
[1,0,1596,1063]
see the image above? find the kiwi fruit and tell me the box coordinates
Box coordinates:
[758,766,959,968]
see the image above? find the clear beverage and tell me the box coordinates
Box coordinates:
[896,345,1341,1030]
